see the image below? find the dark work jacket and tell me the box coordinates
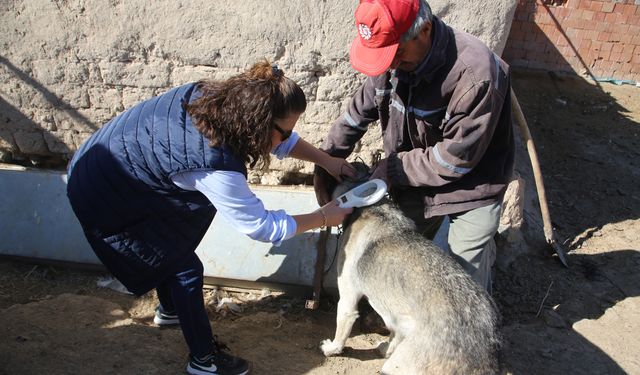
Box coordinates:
[324,17,515,218]
[66,83,247,296]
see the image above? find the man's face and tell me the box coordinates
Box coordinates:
[390,22,433,72]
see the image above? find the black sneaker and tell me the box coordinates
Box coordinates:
[153,305,179,326]
[186,338,250,375]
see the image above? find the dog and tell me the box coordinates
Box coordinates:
[320,163,500,375]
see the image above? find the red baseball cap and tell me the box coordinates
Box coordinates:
[350,0,420,76]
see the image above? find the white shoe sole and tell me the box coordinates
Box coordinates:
[153,315,179,326]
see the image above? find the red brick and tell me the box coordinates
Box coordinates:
[564,28,577,39]
[587,50,600,65]
[607,33,620,43]
[601,42,614,52]
[511,27,526,41]
[617,14,629,24]
[535,40,549,52]
[535,12,552,24]
[594,12,606,22]
[558,45,571,56]
[637,6,640,15]
[526,1,537,12]
[557,7,571,19]
[620,33,633,44]
[568,17,584,29]
[595,21,608,32]
[515,49,528,60]
[578,0,591,10]
[520,21,533,33]
[545,42,558,53]
[591,40,603,51]
[597,31,611,42]
[612,24,630,35]
[610,51,623,62]
[582,9,595,20]
[604,12,617,23]
[511,39,527,50]
[601,2,615,13]
[614,3,625,13]
[621,47,634,62]
[611,62,624,73]
[510,20,522,31]
[567,0,581,9]
[583,19,596,29]
[580,38,593,50]
[604,23,616,34]
[526,31,539,42]
[556,33,569,46]
[612,43,625,53]
[571,9,585,23]
[542,23,555,36]
[567,46,580,59]
[631,55,640,64]
[589,1,603,12]
[623,4,636,17]
[516,11,529,21]
[535,31,548,44]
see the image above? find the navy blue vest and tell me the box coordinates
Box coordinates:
[67,83,247,295]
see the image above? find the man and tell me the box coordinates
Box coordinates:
[314,0,514,292]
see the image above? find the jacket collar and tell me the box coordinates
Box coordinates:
[395,16,452,86]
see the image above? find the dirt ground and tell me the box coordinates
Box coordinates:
[1,69,639,375]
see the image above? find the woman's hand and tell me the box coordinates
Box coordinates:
[293,199,353,234]
[318,200,353,227]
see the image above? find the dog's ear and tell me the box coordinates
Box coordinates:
[346,161,372,182]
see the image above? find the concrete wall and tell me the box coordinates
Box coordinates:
[503,0,640,83]
[1,0,517,182]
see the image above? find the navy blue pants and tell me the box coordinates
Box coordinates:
[156,252,213,358]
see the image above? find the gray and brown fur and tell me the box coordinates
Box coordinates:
[320,163,500,375]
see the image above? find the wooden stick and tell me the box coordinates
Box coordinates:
[305,227,330,309]
[511,89,569,267]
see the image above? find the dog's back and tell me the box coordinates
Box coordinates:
[338,201,500,374]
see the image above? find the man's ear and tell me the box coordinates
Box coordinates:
[420,21,432,40]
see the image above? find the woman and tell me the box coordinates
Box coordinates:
[66,60,355,375]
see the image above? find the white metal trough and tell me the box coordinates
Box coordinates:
[0,165,448,294]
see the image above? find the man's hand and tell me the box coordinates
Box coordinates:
[369,158,389,184]
[313,165,336,206]
[324,156,357,182]
[314,156,356,206]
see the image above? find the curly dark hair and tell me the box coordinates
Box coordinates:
[185,59,307,170]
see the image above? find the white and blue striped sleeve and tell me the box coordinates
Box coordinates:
[171,170,297,246]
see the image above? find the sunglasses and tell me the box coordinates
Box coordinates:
[273,123,292,141]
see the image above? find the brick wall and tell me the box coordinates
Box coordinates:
[503,0,640,82]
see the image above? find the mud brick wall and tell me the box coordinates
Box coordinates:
[0,0,519,174]
[503,0,640,82]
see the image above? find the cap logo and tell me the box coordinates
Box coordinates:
[358,23,372,40]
